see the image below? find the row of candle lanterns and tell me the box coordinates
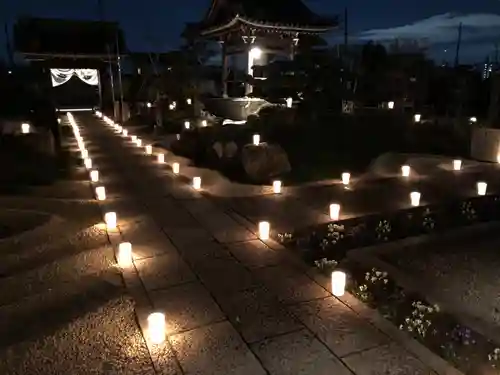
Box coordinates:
[87,111,167,343]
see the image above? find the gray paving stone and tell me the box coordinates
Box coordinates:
[135,253,196,291]
[164,227,215,250]
[214,286,303,343]
[191,256,258,294]
[182,199,256,243]
[343,343,431,375]
[289,296,387,357]
[150,282,225,335]
[170,321,266,375]
[175,240,233,265]
[251,329,351,375]
[228,240,286,268]
[254,265,330,304]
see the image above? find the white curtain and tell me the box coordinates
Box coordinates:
[50,68,99,87]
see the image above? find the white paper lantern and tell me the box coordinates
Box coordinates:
[286,97,293,108]
[104,212,117,230]
[84,158,92,169]
[414,114,421,122]
[172,163,180,174]
[131,135,137,142]
[90,170,99,182]
[136,139,142,147]
[341,172,350,185]
[272,180,282,194]
[388,101,395,109]
[401,165,410,177]
[201,120,207,127]
[253,134,260,146]
[184,121,190,130]
[21,123,30,134]
[331,270,346,296]
[329,203,340,221]
[193,177,201,190]
[145,145,152,155]
[410,191,421,207]
[258,221,270,240]
[453,159,462,171]
[187,98,192,105]
[157,153,165,163]
[477,182,487,196]
[147,312,166,344]
[123,129,128,136]
[117,242,133,267]
[95,186,106,201]
[81,149,89,159]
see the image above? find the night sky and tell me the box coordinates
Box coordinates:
[1,0,500,63]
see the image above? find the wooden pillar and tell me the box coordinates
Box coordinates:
[221,39,228,98]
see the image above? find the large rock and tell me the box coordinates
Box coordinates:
[241,143,291,182]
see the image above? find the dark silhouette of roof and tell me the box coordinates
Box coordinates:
[197,0,337,35]
[14,17,126,57]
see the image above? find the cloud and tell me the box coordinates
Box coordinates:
[357,13,500,45]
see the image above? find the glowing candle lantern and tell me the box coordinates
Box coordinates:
[341,172,350,185]
[157,153,165,163]
[21,123,30,134]
[414,113,421,123]
[104,212,117,230]
[201,120,208,127]
[401,165,410,177]
[147,102,152,108]
[470,117,477,123]
[184,121,190,130]
[90,170,99,182]
[84,158,92,169]
[131,135,137,142]
[253,134,260,146]
[147,312,166,344]
[258,221,270,240]
[410,191,421,207]
[329,203,341,221]
[172,162,180,174]
[136,139,142,147]
[117,242,133,267]
[453,159,462,171]
[286,97,293,108]
[145,145,152,154]
[81,149,89,159]
[187,98,192,105]
[95,186,106,201]
[388,101,395,109]
[272,180,282,194]
[193,177,201,190]
[123,129,128,136]
[331,270,346,296]
[477,182,487,196]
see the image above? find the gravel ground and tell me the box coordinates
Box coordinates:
[381,232,500,333]
[0,179,156,374]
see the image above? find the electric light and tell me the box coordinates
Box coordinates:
[410,191,421,207]
[453,159,462,171]
[90,170,99,182]
[329,203,340,221]
[253,134,260,146]
[95,186,106,201]
[145,145,152,154]
[21,123,30,134]
[414,114,421,123]
[401,165,410,177]
[184,121,190,130]
[81,149,88,159]
[286,97,293,108]
[57,118,61,123]
[249,47,262,59]
[341,172,350,185]
[331,271,346,296]
[157,154,165,163]
[272,180,282,194]
[193,177,201,190]
[147,312,166,344]
[258,221,270,240]
[172,163,180,174]
[104,212,117,230]
[477,182,487,196]
[388,101,395,109]
[117,242,133,268]
[84,158,92,169]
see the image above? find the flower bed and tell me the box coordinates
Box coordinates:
[313,259,500,374]
[278,194,500,264]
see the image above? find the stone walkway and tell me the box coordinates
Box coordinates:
[73,112,466,375]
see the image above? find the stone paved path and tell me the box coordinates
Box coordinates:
[77,113,465,375]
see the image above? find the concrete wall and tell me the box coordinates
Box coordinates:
[471,127,500,162]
